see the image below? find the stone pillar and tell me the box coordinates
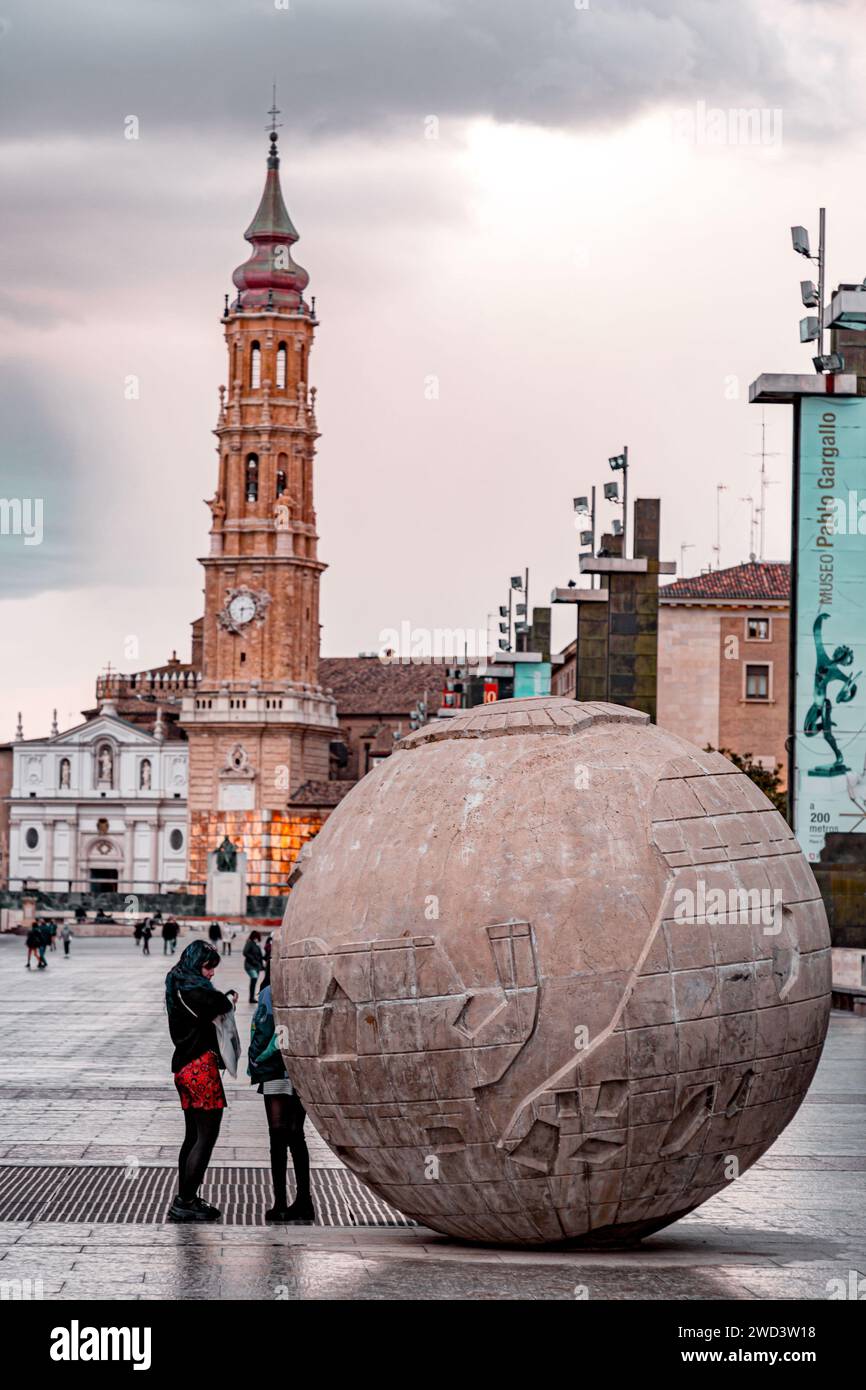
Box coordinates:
[150,814,160,892]
[67,815,79,893]
[43,818,55,891]
[123,820,134,895]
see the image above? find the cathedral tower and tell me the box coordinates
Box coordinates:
[181,124,338,892]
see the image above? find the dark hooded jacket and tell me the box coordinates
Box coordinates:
[165,941,233,1073]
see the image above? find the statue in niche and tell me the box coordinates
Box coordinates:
[215,836,238,873]
[140,758,152,790]
[59,758,71,789]
[97,745,113,784]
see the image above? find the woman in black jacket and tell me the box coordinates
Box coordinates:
[248,967,314,1224]
[165,940,237,1222]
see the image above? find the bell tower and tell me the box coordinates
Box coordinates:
[181,117,338,893]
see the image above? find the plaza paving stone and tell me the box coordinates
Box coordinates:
[0,934,864,1300]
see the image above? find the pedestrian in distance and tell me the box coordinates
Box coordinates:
[243,930,264,1003]
[25,926,42,969]
[141,920,153,956]
[134,919,145,949]
[165,940,238,1222]
[222,925,233,957]
[61,921,73,957]
[35,921,49,968]
[48,919,58,952]
[208,921,222,949]
[165,917,179,953]
[74,904,88,923]
[248,965,315,1224]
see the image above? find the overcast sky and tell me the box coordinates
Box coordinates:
[3,0,866,736]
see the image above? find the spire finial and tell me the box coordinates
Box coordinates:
[266,83,282,165]
[267,83,282,138]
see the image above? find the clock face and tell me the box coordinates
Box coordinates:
[228,593,257,626]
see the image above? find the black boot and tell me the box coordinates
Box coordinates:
[167,1196,214,1223]
[266,1196,315,1225]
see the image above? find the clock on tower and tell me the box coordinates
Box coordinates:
[180,116,339,894]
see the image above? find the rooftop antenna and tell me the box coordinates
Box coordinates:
[712,483,728,570]
[740,495,758,562]
[747,409,781,560]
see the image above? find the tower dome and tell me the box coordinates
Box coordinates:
[232,131,309,310]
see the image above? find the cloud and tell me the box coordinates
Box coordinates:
[0,0,858,146]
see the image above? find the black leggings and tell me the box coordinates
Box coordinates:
[265,1092,310,1208]
[178,1108,223,1202]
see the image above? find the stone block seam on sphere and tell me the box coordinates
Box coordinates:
[272,695,831,1247]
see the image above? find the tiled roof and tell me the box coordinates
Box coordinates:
[660,561,790,603]
[319,657,450,716]
[288,779,355,808]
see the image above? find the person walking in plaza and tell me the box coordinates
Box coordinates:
[25,925,43,969]
[61,921,73,957]
[134,919,145,949]
[48,919,58,952]
[141,919,153,956]
[208,921,222,952]
[165,940,238,1222]
[243,930,264,1003]
[222,925,233,957]
[162,916,179,955]
[248,966,315,1224]
[35,920,49,968]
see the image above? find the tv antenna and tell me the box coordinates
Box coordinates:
[747,410,781,560]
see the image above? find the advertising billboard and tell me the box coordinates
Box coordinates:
[795,396,866,860]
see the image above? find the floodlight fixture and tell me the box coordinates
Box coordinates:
[579,529,593,545]
[799,316,819,344]
[515,603,526,616]
[498,622,508,634]
[813,352,845,374]
[498,605,508,618]
[612,519,623,536]
[510,575,522,589]
[800,280,820,308]
[498,639,509,651]
[603,481,619,502]
[608,454,626,471]
[573,496,589,513]
[791,225,811,258]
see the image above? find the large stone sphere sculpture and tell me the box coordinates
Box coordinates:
[274,697,831,1245]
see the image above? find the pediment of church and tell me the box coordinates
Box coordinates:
[52,715,159,748]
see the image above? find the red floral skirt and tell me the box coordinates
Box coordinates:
[174,1051,226,1111]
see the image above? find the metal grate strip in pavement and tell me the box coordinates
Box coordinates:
[0,1164,414,1227]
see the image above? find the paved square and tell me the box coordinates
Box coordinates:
[0,933,863,1299]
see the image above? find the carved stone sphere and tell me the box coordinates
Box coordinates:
[274,697,831,1246]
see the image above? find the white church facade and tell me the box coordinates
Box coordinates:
[8,700,189,896]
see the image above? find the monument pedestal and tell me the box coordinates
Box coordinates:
[206,849,248,917]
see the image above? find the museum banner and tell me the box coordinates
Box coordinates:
[795,396,866,860]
